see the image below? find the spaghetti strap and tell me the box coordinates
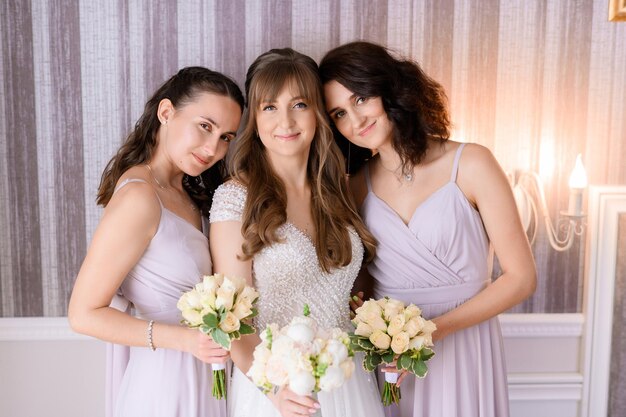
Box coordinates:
[450,143,467,183]
[113,178,163,206]
[364,164,373,192]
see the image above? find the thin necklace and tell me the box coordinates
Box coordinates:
[378,158,413,182]
[145,164,198,213]
[145,164,167,189]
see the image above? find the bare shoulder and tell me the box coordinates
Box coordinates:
[105,174,161,230]
[457,143,509,205]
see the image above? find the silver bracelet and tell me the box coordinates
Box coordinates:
[147,320,156,351]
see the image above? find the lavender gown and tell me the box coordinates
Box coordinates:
[106,179,226,417]
[361,144,509,417]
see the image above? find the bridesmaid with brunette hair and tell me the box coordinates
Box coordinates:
[320,41,536,417]
[69,67,243,417]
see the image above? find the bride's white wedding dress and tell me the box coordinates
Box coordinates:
[210,182,385,417]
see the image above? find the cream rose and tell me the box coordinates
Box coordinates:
[232,296,253,320]
[408,335,425,350]
[383,298,405,321]
[215,276,240,310]
[391,331,410,354]
[367,315,389,332]
[369,329,391,350]
[403,317,423,338]
[181,308,203,327]
[404,304,422,320]
[354,321,374,337]
[387,314,406,336]
[219,311,240,333]
[356,300,383,323]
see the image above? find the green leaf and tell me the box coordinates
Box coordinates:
[382,351,395,364]
[363,355,377,372]
[420,348,435,361]
[239,323,255,335]
[203,313,219,329]
[200,325,211,334]
[357,338,374,350]
[398,353,412,370]
[248,308,259,318]
[364,352,383,372]
[211,328,231,350]
[303,304,310,317]
[411,360,428,378]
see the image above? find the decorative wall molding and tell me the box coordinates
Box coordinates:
[500,313,583,338]
[0,313,582,341]
[0,317,90,341]
[581,186,626,417]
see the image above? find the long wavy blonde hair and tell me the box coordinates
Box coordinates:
[229,48,376,272]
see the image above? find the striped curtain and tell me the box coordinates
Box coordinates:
[1,0,625,318]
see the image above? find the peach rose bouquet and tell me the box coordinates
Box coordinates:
[248,305,355,415]
[350,297,436,406]
[177,273,259,399]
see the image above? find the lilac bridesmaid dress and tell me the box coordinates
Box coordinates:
[106,179,226,417]
[361,144,510,417]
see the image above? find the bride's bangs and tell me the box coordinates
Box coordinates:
[251,63,320,109]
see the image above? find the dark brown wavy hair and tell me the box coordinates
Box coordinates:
[229,48,376,272]
[97,66,244,215]
[319,41,451,176]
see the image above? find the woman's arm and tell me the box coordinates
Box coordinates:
[68,183,227,364]
[209,218,260,373]
[431,144,537,341]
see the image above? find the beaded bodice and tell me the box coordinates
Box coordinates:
[210,182,362,331]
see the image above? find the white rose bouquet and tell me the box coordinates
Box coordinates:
[350,297,436,406]
[177,273,259,400]
[248,305,355,415]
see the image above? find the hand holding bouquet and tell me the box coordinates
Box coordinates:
[248,305,355,415]
[350,297,436,406]
[177,273,259,399]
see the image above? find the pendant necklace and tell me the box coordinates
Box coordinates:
[145,164,198,212]
[378,159,413,182]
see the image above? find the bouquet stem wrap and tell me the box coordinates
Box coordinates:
[382,372,401,406]
[211,363,227,400]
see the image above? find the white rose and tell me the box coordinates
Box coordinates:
[199,290,216,314]
[369,330,391,350]
[201,274,222,294]
[391,331,410,354]
[178,291,202,310]
[408,335,425,350]
[387,314,406,336]
[354,322,374,338]
[356,300,383,323]
[247,360,268,386]
[265,355,289,386]
[319,366,345,391]
[215,277,240,310]
[383,299,405,321]
[232,296,253,320]
[181,308,203,326]
[404,304,422,320]
[238,285,259,304]
[219,311,240,333]
[367,315,388,332]
[325,339,349,365]
[287,322,316,344]
[289,371,316,395]
[421,319,437,335]
[340,358,355,379]
[403,317,423,338]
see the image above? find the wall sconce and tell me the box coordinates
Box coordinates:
[511,154,588,252]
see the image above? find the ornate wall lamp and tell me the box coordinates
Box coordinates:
[510,154,588,252]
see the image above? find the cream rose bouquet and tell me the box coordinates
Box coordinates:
[248,305,355,415]
[177,273,259,400]
[350,297,436,406]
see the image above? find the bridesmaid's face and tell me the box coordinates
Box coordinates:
[324,80,393,151]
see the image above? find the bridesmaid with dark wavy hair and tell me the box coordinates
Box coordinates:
[320,41,536,417]
[69,67,243,417]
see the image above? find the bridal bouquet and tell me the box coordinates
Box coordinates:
[350,297,436,406]
[177,273,259,400]
[248,305,355,407]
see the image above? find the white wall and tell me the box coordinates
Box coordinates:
[0,314,584,417]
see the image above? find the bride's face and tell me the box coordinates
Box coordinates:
[255,83,317,160]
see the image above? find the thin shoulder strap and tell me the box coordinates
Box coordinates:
[450,143,467,183]
[363,163,373,192]
[113,178,163,206]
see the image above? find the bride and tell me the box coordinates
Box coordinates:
[209,48,385,417]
